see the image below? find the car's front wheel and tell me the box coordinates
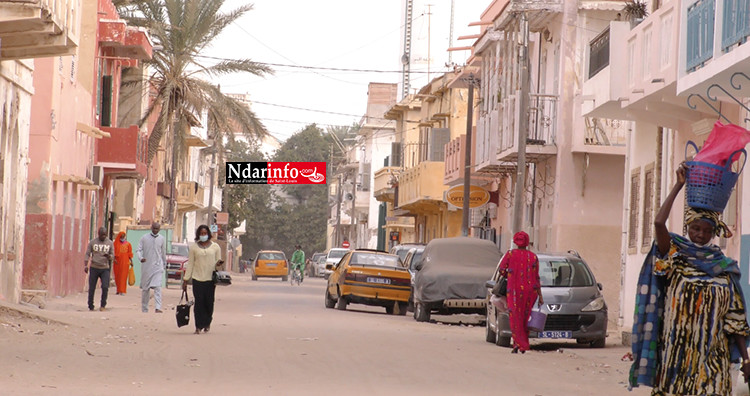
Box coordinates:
[414,302,430,322]
[324,289,336,309]
[590,338,606,348]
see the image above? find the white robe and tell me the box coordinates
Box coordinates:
[137,233,167,289]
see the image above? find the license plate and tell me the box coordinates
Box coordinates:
[538,331,572,339]
[367,277,390,285]
[265,263,277,267]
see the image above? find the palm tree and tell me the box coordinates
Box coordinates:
[117,0,272,221]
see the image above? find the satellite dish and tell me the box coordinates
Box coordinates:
[401,53,409,64]
[345,193,353,201]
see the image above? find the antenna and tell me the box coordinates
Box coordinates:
[448,0,455,65]
[401,0,414,99]
[426,3,433,82]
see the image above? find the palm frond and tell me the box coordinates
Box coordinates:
[193,59,273,78]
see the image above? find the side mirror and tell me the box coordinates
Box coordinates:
[597,282,603,291]
[485,280,496,289]
[414,262,423,271]
[326,264,333,270]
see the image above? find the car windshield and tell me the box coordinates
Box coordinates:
[317,256,327,264]
[395,249,409,262]
[539,259,594,287]
[350,253,399,267]
[409,252,423,270]
[328,250,347,259]
[171,244,189,257]
[259,252,286,260]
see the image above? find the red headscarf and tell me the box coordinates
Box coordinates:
[513,231,530,248]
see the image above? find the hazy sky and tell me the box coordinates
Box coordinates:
[206,0,487,141]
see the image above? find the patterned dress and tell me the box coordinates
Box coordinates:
[499,249,541,351]
[651,243,750,396]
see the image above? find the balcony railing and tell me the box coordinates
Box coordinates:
[397,161,447,211]
[177,181,204,212]
[96,126,147,179]
[722,0,750,51]
[687,0,716,71]
[589,28,610,79]
[0,0,80,59]
[374,166,399,202]
[584,118,627,146]
[499,92,557,162]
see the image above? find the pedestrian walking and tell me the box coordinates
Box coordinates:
[630,163,750,394]
[291,245,305,282]
[182,225,223,334]
[112,231,133,295]
[497,231,543,354]
[84,227,114,311]
[137,222,167,313]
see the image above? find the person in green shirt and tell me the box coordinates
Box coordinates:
[291,245,306,282]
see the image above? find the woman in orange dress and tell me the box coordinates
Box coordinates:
[113,231,133,295]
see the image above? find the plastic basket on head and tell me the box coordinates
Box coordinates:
[684,141,746,212]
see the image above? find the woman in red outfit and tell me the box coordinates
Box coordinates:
[113,231,133,295]
[498,231,543,353]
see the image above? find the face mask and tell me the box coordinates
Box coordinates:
[120,237,126,242]
[199,235,209,242]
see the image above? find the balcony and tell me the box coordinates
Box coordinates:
[374,166,399,203]
[678,0,750,97]
[581,22,630,119]
[177,181,204,212]
[99,20,153,60]
[571,118,628,155]
[0,0,80,59]
[494,0,563,32]
[96,125,147,179]
[397,161,447,213]
[497,92,557,163]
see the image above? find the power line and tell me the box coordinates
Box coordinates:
[194,54,453,74]
[250,99,394,121]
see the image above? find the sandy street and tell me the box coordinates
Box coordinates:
[1,274,648,396]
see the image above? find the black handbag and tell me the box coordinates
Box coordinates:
[176,290,193,328]
[492,276,508,297]
[212,270,232,286]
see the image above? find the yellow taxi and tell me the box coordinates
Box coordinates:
[251,250,289,281]
[324,249,411,315]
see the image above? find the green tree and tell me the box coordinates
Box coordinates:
[273,124,331,203]
[117,0,272,221]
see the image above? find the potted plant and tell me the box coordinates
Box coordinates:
[624,1,649,27]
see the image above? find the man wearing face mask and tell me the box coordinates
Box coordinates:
[137,222,167,313]
[183,224,223,334]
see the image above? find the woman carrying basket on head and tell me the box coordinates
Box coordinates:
[630,163,750,395]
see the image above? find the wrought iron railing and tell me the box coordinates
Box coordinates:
[589,28,610,79]
[584,118,627,146]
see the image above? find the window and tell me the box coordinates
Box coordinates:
[628,169,641,251]
[100,75,113,127]
[642,27,652,81]
[258,252,286,260]
[628,40,636,87]
[642,165,655,249]
[588,28,610,79]
[660,14,673,68]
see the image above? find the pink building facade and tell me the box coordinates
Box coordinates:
[21,0,151,298]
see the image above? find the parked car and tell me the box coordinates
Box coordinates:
[324,249,411,315]
[402,246,425,312]
[166,243,189,287]
[320,248,350,279]
[484,251,607,348]
[251,251,289,282]
[390,243,425,264]
[412,237,501,322]
[308,252,325,277]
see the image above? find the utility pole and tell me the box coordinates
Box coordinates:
[426,4,433,81]
[512,13,530,235]
[461,73,477,236]
[350,177,357,248]
[335,174,343,247]
[207,140,216,226]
